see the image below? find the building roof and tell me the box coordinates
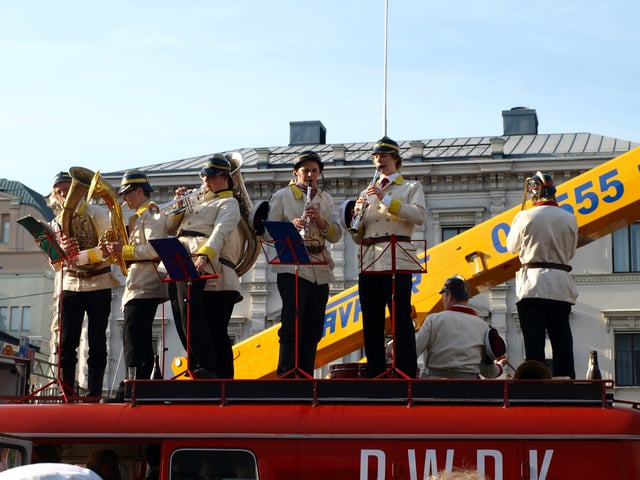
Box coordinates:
[0,179,55,222]
[102,132,640,179]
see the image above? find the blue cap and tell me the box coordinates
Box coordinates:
[439,275,471,299]
[200,154,231,177]
[119,170,153,195]
[53,171,72,187]
[373,136,400,154]
[293,150,323,172]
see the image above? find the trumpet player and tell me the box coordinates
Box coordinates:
[350,136,426,379]
[266,150,342,377]
[167,155,243,379]
[101,170,169,399]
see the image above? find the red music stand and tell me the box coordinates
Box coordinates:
[359,234,427,379]
[149,237,218,380]
[262,220,328,379]
[17,215,80,402]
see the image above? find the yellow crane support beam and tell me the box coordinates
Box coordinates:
[224,147,640,379]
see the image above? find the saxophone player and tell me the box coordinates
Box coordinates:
[266,151,342,377]
[50,171,120,398]
[350,136,426,378]
[167,155,243,379]
[101,170,169,400]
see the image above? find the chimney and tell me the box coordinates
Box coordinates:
[502,107,538,136]
[289,121,326,146]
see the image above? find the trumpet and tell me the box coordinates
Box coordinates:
[157,185,207,216]
[349,168,382,233]
[299,180,312,238]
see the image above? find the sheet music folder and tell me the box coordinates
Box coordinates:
[149,237,206,281]
[17,215,65,263]
[263,220,310,264]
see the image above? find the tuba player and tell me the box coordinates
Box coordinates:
[102,170,169,397]
[51,171,120,397]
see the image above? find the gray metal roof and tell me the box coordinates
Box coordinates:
[0,179,54,221]
[103,132,640,178]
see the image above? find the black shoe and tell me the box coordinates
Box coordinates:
[192,368,218,379]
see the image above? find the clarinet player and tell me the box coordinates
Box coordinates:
[350,136,426,379]
[266,151,342,377]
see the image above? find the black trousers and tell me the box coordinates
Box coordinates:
[59,289,111,372]
[276,273,329,377]
[202,290,237,379]
[170,280,237,378]
[358,273,417,378]
[123,298,161,379]
[170,279,213,369]
[517,297,575,378]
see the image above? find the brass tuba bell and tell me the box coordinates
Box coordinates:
[60,167,101,273]
[227,152,261,276]
[62,167,129,276]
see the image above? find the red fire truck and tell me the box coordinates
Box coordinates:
[1,377,639,479]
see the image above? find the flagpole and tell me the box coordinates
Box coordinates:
[382,0,389,137]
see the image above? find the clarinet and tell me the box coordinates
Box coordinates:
[300,180,312,238]
[349,168,382,233]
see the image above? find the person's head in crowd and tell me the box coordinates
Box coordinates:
[32,443,62,463]
[86,448,123,480]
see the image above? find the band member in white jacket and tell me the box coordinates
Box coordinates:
[168,155,243,379]
[416,276,507,379]
[506,171,578,378]
[266,151,342,377]
[103,170,169,382]
[350,136,426,378]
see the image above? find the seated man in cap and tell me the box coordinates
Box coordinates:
[102,170,169,387]
[167,154,243,379]
[415,275,507,379]
[265,150,342,377]
[350,136,426,378]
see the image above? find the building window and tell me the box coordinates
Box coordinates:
[0,214,9,244]
[0,306,7,331]
[442,226,471,242]
[615,332,640,386]
[612,223,640,272]
[21,307,31,332]
[431,208,485,244]
[603,309,640,387]
[9,307,20,331]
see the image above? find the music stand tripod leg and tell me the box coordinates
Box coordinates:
[279,263,313,379]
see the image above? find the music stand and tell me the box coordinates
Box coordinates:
[17,215,80,402]
[149,237,218,380]
[262,221,328,379]
[359,234,427,379]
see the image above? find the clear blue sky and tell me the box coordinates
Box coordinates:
[2,1,639,195]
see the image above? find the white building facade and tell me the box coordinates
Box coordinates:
[4,107,640,402]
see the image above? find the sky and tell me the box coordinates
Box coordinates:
[2,1,639,196]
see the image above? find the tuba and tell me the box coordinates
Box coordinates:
[62,167,129,276]
[60,168,101,272]
[227,152,261,276]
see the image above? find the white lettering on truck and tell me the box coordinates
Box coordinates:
[360,448,554,480]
